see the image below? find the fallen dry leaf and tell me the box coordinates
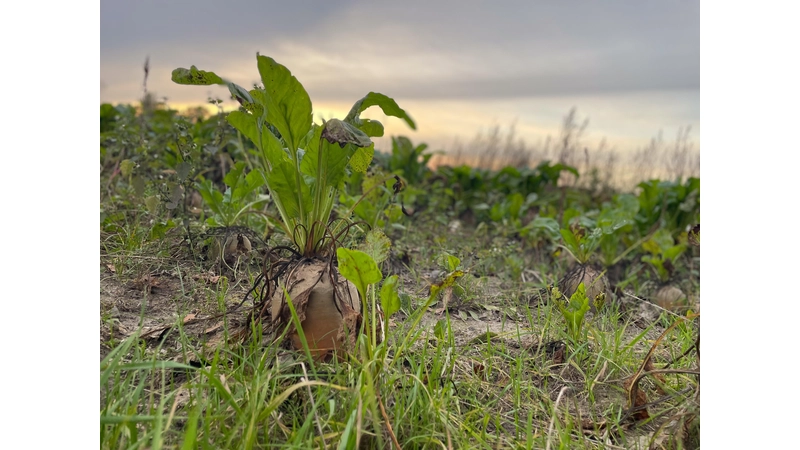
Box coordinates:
[130,273,161,293]
[552,345,565,365]
[579,418,608,438]
[644,358,667,395]
[193,272,220,284]
[141,325,171,340]
[472,360,486,380]
[203,323,223,335]
[106,264,116,273]
[624,375,650,421]
[540,340,566,365]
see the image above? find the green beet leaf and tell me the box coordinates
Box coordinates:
[445,254,461,272]
[358,119,385,138]
[227,110,290,172]
[172,66,255,109]
[349,144,374,174]
[270,159,312,219]
[380,275,401,318]
[556,282,591,341]
[171,66,225,86]
[345,92,416,132]
[560,228,581,257]
[337,248,382,300]
[529,217,561,240]
[256,54,312,152]
[300,125,356,191]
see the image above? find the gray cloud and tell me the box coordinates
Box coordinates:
[101,0,698,103]
[100,1,347,51]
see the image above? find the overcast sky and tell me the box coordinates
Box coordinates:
[100,0,699,154]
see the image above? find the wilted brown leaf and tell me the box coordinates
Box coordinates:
[552,345,565,365]
[194,272,221,284]
[392,175,405,195]
[579,418,608,437]
[624,375,650,420]
[203,323,223,335]
[645,358,667,395]
[472,360,486,380]
[538,340,566,365]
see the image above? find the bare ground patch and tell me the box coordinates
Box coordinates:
[100,252,697,448]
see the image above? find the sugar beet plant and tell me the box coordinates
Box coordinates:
[173,54,414,360]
